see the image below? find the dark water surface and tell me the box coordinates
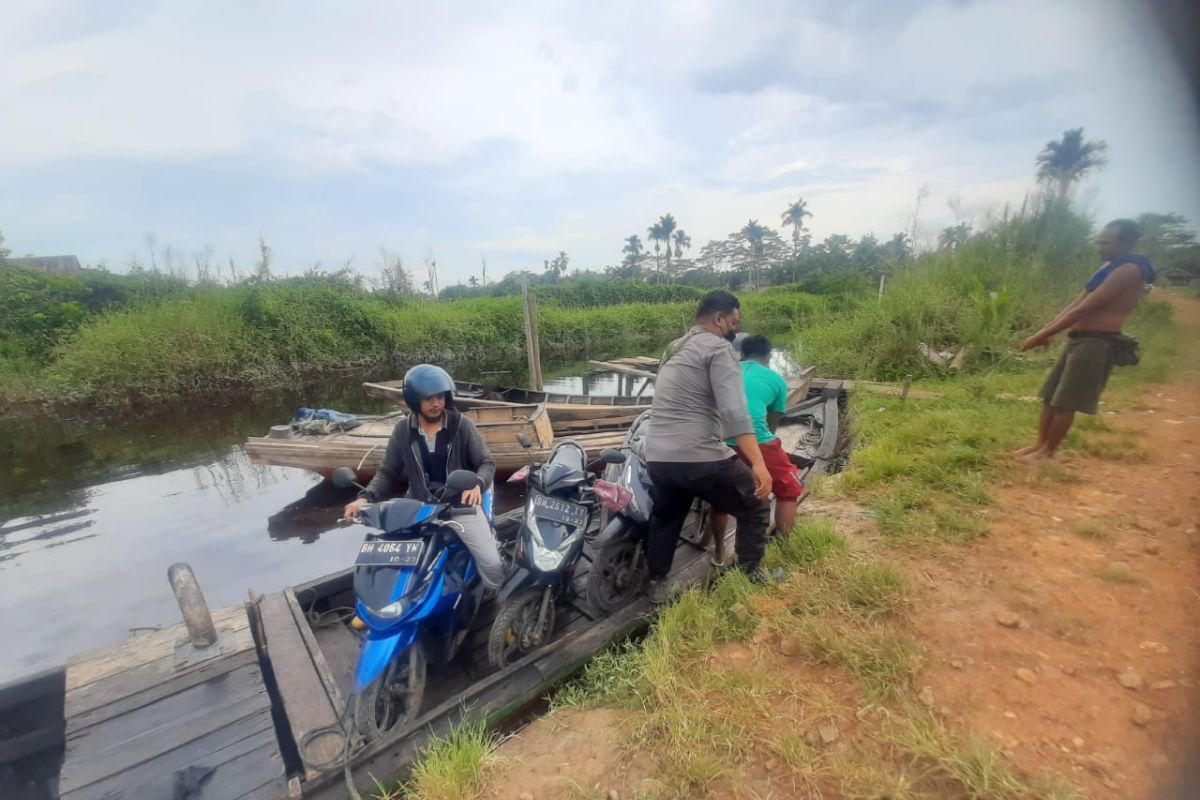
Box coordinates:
[0,353,804,680]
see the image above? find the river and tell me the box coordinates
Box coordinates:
[0,351,802,681]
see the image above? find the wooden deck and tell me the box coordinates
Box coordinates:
[59,603,288,800]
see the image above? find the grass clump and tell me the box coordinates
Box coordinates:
[1093,565,1146,586]
[380,720,502,800]
[1072,520,1113,542]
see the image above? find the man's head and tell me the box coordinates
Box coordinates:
[695,289,741,340]
[739,334,772,364]
[402,363,455,423]
[1098,219,1140,262]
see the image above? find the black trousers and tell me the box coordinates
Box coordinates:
[646,457,770,578]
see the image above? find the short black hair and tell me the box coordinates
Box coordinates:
[696,289,740,319]
[1105,219,1140,246]
[740,334,771,361]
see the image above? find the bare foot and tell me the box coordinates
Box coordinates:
[1020,449,1053,463]
[1011,444,1042,457]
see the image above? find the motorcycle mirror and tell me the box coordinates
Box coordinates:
[331,467,362,489]
[445,470,480,493]
[597,448,627,465]
[515,433,533,449]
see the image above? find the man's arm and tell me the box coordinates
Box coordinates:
[766,373,788,434]
[360,424,408,501]
[461,417,496,490]
[709,351,771,498]
[1023,264,1142,349]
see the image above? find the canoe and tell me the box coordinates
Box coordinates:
[245,404,628,481]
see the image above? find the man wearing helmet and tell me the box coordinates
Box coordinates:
[343,364,506,589]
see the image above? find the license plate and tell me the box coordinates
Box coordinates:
[531,494,589,527]
[356,539,423,566]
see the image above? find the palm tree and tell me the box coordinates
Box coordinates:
[656,214,677,278]
[938,223,972,251]
[1035,128,1108,198]
[780,198,813,256]
[741,219,767,290]
[671,229,691,264]
[622,234,645,277]
[647,221,665,281]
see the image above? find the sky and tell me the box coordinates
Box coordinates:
[2,0,1198,286]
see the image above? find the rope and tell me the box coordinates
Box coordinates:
[298,692,365,800]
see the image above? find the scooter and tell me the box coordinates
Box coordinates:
[487,439,626,667]
[585,410,656,614]
[332,466,486,741]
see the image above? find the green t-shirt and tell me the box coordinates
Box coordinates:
[726,360,789,445]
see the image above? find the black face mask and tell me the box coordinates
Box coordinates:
[724,330,738,342]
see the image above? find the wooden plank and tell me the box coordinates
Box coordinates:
[257,593,342,780]
[67,648,259,735]
[588,360,658,381]
[65,604,251,695]
[310,624,360,705]
[283,589,345,713]
[61,662,271,793]
[62,709,280,800]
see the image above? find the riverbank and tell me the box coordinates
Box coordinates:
[0,270,831,416]
[373,292,1193,800]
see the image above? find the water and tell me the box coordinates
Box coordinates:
[0,351,802,681]
[0,378,526,681]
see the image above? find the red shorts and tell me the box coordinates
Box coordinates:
[734,439,806,502]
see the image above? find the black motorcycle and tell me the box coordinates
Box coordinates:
[585,410,656,614]
[487,438,626,667]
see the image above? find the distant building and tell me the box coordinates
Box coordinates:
[8,255,84,275]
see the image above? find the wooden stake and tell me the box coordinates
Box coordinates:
[522,280,543,390]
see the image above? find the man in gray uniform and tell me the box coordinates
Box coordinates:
[343,364,506,590]
[644,290,772,603]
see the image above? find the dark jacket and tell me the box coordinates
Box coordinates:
[360,409,496,503]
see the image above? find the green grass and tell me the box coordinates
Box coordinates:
[1073,520,1113,542]
[1093,565,1146,586]
[375,721,502,800]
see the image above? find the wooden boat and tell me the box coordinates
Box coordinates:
[776,378,848,477]
[245,404,628,481]
[27,505,723,799]
[363,379,656,410]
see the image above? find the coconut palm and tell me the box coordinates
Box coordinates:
[1035,128,1108,198]
[647,221,665,281]
[654,214,677,278]
[780,198,813,256]
[671,229,691,272]
[622,234,645,269]
[741,219,767,290]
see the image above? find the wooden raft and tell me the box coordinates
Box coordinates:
[59,603,287,800]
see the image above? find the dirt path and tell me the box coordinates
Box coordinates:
[913,294,1200,799]
[481,294,1200,800]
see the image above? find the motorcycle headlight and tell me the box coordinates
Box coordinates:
[532,542,565,571]
[370,598,412,619]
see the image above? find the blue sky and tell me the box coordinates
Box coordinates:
[2,0,1198,286]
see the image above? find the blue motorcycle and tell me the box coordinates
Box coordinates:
[332,467,486,741]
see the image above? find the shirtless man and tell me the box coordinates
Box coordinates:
[1015,219,1155,460]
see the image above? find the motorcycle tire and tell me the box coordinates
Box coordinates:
[355,642,427,742]
[487,588,556,669]
[586,537,648,615]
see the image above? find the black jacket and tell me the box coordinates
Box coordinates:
[360,409,496,503]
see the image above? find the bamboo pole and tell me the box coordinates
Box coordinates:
[522,280,543,390]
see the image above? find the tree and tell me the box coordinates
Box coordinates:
[938,223,973,251]
[378,249,413,296]
[0,229,9,260]
[780,198,813,257]
[550,250,569,276]
[621,234,646,276]
[656,214,677,278]
[741,219,767,290]
[1137,212,1199,278]
[1036,128,1108,198]
[647,220,665,280]
[255,234,273,282]
[671,229,691,277]
[468,275,480,288]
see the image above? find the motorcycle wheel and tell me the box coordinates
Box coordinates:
[487,588,556,669]
[355,642,427,742]
[586,537,647,614]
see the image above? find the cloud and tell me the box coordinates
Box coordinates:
[0,0,1196,284]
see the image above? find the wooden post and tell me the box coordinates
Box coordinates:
[878,273,886,302]
[522,280,543,390]
[901,374,913,401]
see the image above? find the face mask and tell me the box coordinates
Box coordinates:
[724,330,738,342]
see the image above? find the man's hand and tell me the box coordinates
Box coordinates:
[752,461,772,499]
[1021,331,1050,351]
[461,485,482,507]
[343,497,369,521]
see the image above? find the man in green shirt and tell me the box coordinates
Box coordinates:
[710,335,806,554]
